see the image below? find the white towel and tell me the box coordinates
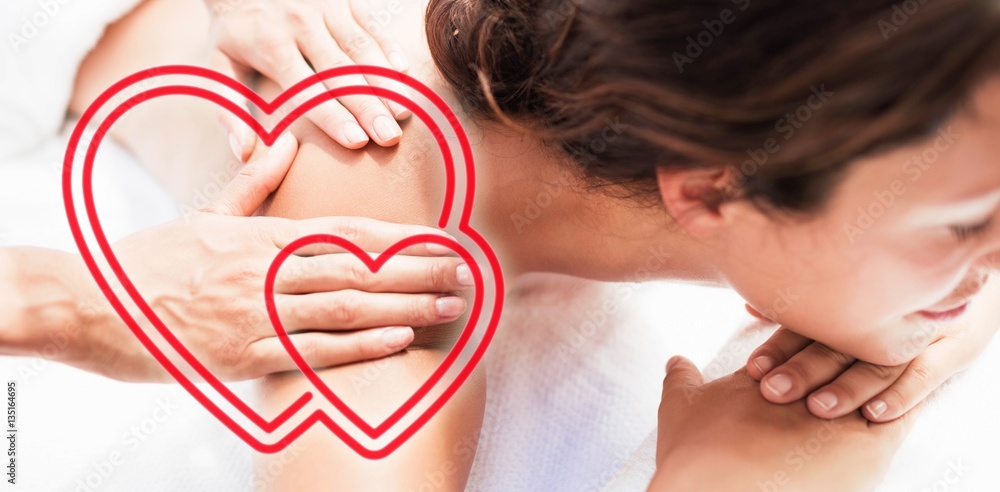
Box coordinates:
[0,0,143,162]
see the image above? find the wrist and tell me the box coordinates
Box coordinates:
[0,248,105,364]
[649,448,763,492]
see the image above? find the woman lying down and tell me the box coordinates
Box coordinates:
[65,0,1000,489]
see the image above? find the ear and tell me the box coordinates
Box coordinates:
[656,166,733,237]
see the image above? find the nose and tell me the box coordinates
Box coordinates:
[955,268,989,300]
[981,251,1000,273]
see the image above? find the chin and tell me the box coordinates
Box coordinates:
[862,336,929,367]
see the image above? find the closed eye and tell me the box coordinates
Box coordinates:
[951,217,994,242]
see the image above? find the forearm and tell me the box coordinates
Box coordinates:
[0,247,110,366]
[69,0,235,205]
[255,352,486,491]
[248,26,485,482]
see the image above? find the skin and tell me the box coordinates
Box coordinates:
[258,0,1000,487]
[206,0,414,154]
[64,0,1000,488]
[650,357,915,492]
[263,0,1000,370]
[54,0,474,386]
[705,93,1000,367]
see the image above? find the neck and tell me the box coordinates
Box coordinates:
[459,118,725,285]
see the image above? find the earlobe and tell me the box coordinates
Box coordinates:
[656,167,732,237]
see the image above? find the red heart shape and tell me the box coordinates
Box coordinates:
[62,65,505,457]
[265,234,484,440]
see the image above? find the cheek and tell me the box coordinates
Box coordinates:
[870,242,974,312]
[723,249,934,363]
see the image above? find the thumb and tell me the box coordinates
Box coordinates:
[656,356,704,464]
[201,132,298,217]
[211,49,257,163]
[871,400,924,446]
[660,356,705,412]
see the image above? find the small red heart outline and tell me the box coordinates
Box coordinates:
[62,65,505,458]
[265,233,484,439]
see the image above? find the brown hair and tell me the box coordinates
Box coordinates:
[426,0,1000,211]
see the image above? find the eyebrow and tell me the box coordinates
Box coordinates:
[898,188,1000,226]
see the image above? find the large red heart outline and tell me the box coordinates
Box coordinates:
[62,65,505,458]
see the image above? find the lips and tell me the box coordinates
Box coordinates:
[917,302,970,322]
[916,271,989,322]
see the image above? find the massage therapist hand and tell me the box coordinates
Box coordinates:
[649,358,915,492]
[0,134,470,383]
[205,0,412,160]
[744,273,1000,423]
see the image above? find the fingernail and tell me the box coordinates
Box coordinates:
[866,399,888,419]
[811,391,838,411]
[373,115,402,142]
[263,133,295,168]
[666,356,681,372]
[228,133,244,162]
[456,264,474,286]
[343,122,368,146]
[273,132,296,155]
[426,242,452,255]
[435,296,465,319]
[763,373,792,396]
[381,327,413,350]
[388,100,412,120]
[752,356,775,376]
[389,51,409,72]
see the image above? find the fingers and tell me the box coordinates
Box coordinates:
[868,401,925,444]
[323,13,411,120]
[803,362,906,419]
[745,303,770,320]
[276,291,466,331]
[299,20,402,146]
[347,0,409,73]
[275,254,473,294]
[745,327,814,380]
[258,42,372,150]
[758,342,857,404]
[248,327,413,374]
[211,49,257,163]
[201,133,298,217]
[657,356,704,464]
[862,345,954,422]
[275,216,457,257]
[660,356,705,404]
